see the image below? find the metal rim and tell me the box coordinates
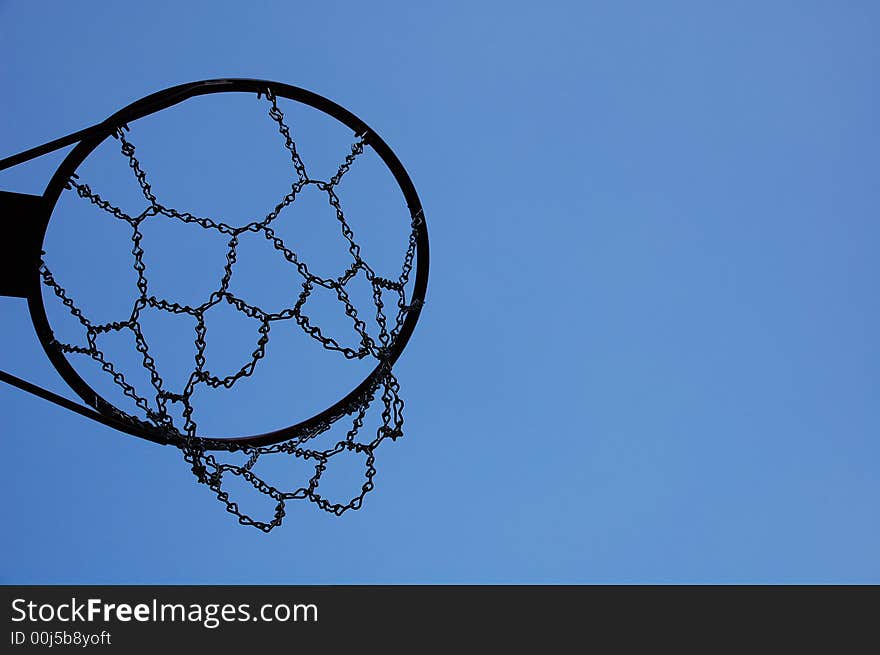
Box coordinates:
[27,78,429,450]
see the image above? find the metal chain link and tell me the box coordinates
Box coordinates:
[45,91,421,532]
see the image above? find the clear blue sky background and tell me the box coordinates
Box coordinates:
[1,2,877,583]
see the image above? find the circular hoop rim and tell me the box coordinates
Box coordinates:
[27,78,428,450]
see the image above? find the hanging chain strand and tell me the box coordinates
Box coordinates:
[46,92,421,532]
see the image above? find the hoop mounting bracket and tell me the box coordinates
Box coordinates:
[0,190,45,299]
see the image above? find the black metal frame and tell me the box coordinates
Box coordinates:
[0,78,428,449]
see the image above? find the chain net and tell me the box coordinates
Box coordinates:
[40,90,422,532]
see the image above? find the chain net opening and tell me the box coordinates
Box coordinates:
[40,90,423,532]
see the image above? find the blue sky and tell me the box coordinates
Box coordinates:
[1,2,877,583]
